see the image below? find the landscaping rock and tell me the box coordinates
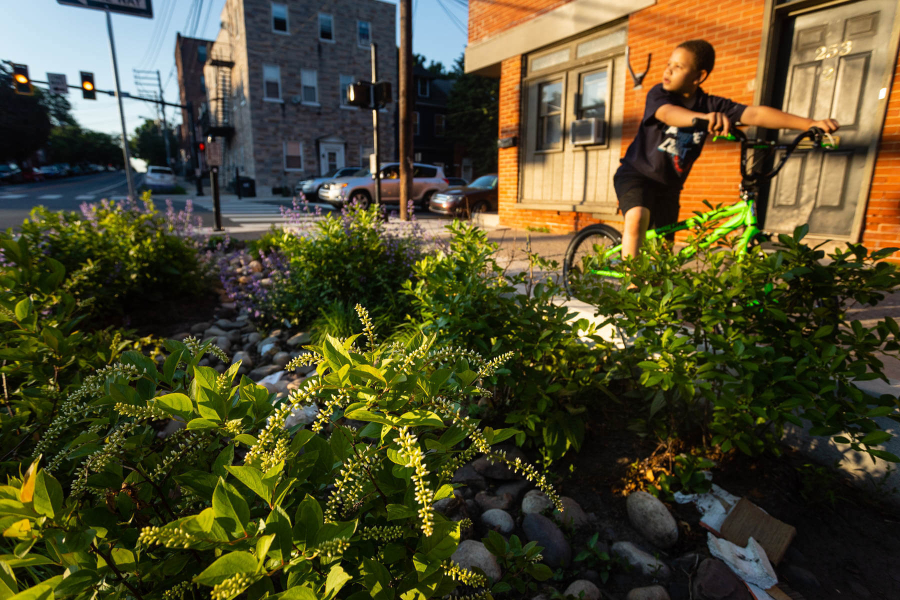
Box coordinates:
[563,580,600,600]
[215,319,239,330]
[248,260,263,273]
[626,491,679,549]
[190,321,211,334]
[627,586,671,600]
[523,513,571,568]
[522,489,553,515]
[198,358,210,367]
[451,540,501,582]
[471,446,528,480]
[286,378,305,392]
[849,581,871,598]
[250,364,282,380]
[231,351,253,371]
[611,542,671,581]
[434,494,463,518]
[691,558,750,600]
[284,405,318,428]
[475,491,512,511]
[452,464,487,490]
[272,351,291,368]
[554,496,590,527]
[227,329,242,343]
[247,332,261,345]
[213,363,226,373]
[495,479,532,501]
[781,564,820,589]
[481,509,515,534]
[287,331,312,348]
[215,336,231,353]
[171,332,191,342]
[258,336,280,357]
[204,326,228,338]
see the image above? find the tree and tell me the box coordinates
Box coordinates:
[414,53,450,78]
[130,118,177,167]
[0,61,52,164]
[36,88,78,128]
[46,126,123,167]
[446,54,499,175]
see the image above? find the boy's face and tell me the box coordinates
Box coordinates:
[663,48,707,94]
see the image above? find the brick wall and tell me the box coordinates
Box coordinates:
[862,51,900,258]
[175,34,211,156]
[469,0,573,44]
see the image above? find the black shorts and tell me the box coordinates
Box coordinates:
[613,165,681,230]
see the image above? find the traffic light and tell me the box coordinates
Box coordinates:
[373,81,392,108]
[80,72,96,100]
[346,81,372,108]
[197,141,206,153]
[12,64,32,95]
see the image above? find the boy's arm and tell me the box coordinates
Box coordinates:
[654,104,736,136]
[741,105,839,132]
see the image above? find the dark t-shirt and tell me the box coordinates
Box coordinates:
[619,83,747,188]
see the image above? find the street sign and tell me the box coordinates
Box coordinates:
[47,73,68,95]
[205,141,222,167]
[56,0,153,19]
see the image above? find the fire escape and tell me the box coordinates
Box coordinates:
[200,42,235,139]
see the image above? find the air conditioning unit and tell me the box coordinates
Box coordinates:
[570,118,605,146]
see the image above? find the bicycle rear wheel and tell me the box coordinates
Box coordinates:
[563,224,623,296]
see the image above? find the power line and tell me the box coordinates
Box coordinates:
[435,0,467,35]
[189,0,205,36]
[137,0,169,67]
[139,0,178,69]
[198,0,216,37]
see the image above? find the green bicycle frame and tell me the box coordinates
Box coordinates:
[591,197,760,278]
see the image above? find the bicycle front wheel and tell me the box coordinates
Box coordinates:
[563,224,623,296]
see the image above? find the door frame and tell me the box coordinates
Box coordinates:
[753,0,900,242]
[318,141,346,176]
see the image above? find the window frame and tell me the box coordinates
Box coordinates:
[318,13,335,43]
[339,74,357,109]
[263,64,283,102]
[357,20,371,48]
[414,111,420,136]
[536,78,565,152]
[301,69,319,106]
[197,45,207,63]
[271,2,289,35]
[576,65,612,146]
[434,113,446,137]
[417,78,430,98]
[283,141,304,172]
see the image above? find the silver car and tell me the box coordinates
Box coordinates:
[296,167,366,200]
[318,163,448,210]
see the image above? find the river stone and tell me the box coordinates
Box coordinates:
[554,496,590,528]
[523,513,571,568]
[691,558,751,600]
[471,446,528,480]
[452,464,487,490]
[434,494,464,517]
[475,491,512,511]
[213,363,226,374]
[227,329,242,343]
[248,260,263,273]
[627,586,671,600]
[247,332,262,345]
[451,540,501,582]
[215,336,231,353]
[481,509,514,534]
[287,331,312,348]
[215,318,241,330]
[250,364,281,380]
[495,479,532,501]
[190,321,211,334]
[612,542,671,581]
[522,490,553,515]
[626,491,679,549]
[564,580,600,600]
[204,326,228,338]
[232,351,253,371]
[272,351,291,368]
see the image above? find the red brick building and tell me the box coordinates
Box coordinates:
[465,0,900,257]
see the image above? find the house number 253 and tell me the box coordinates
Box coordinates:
[815,40,852,60]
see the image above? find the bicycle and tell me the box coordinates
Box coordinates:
[562,120,837,293]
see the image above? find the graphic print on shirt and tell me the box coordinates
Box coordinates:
[657,126,706,176]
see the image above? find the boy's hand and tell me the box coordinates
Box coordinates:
[704,112,731,137]
[810,118,839,133]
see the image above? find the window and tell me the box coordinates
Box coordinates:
[339,74,355,107]
[417,78,429,98]
[271,3,288,33]
[284,142,303,171]
[579,69,608,120]
[263,64,281,101]
[197,45,207,63]
[319,14,334,42]
[414,112,420,136]
[434,114,446,137]
[301,69,318,105]
[537,80,563,150]
[357,21,371,47]
[413,165,437,178]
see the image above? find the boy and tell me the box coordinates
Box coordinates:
[615,39,839,258]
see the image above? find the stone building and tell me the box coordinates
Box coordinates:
[202,0,397,193]
[174,34,212,167]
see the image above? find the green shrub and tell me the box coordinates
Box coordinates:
[1,306,558,599]
[17,194,210,318]
[404,221,611,463]
[574,225,900,462]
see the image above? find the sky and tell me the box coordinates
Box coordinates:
[1,0,469,137]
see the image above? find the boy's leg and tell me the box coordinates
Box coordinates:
[622,206,651,259]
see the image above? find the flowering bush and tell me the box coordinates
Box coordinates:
[2,306,558,599]
[17,193,211,318]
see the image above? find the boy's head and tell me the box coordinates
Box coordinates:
[663,40,715,94]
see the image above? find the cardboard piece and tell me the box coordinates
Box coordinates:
[720,498,797,566]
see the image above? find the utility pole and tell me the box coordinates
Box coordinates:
[371,42,382,210]
[187,101,204,196]
[398,0,413,222]
[156,71,172,168]
[106,11,136,200]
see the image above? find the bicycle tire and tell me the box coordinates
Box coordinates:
[563,224,623,296]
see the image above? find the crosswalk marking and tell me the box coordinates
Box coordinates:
[75,195,96,200]
[38,194,62,200]
[0,194,27,199]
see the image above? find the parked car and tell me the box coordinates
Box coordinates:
[296,167,367,200]
[0,163,22,185]
[36,165,61,178]
[54,164,72,177]
[429,174,498,217]
[143,166,177,192]
[21,167,45,183]
[318,163,448,210]
[447,177,468,187]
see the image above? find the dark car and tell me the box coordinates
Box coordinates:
[428,174,498,217]
[21,167,45,183]
[447,177,468,187]
[0,163,23,185]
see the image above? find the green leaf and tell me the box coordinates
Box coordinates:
[187,418,220,430]
[14,299,32,322]
[155,393,193,421]
[396,410,444,428]
[280,587,318,600]
[349,365,387,385]
[325,565,352,598]
[266,506,293,564]
[344,409,394,427]
[294,495,324,548]
[7,576,62,600]
[212,444,235,478]
[32,471,63,519]
[323,335,353,370]
[212,478,250,538]
[225,466,272,504]
[360,557,394,600]
[193,551,258,587]
[386,504,415,520]
[861,430,892,446]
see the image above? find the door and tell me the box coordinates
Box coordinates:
[765,0,897,238]
[319,142,345,175]
[379,165,400,201]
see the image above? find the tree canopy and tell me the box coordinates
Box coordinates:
[0,61,52,164]
[129,118,177,167]
[446,54,499,176]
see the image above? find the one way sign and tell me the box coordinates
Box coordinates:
[57,0,153,19]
